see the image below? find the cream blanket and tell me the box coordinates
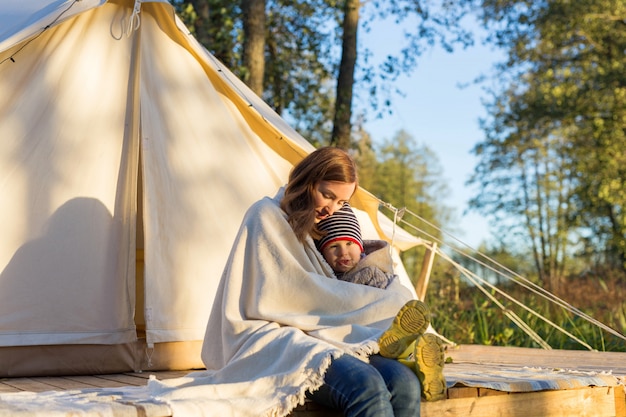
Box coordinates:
[148,189,415,416]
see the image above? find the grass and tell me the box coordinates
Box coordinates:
[424,271,626,352]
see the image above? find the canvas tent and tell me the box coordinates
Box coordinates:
[0,0,421,377]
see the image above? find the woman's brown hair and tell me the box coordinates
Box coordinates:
[280,147,358,242]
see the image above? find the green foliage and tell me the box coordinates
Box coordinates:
[171,0,338,144]
[426,270,626,352]
[357,0,475,118]
[171,0,243,70]
[468,112,579,290]
[170,0,478,145]
[471,0,626,276]
[264,0,339,145]
[354,129,454,281]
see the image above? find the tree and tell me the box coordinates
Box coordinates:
[172,0,337,140]
[263,0,337,145]
[241,0,266,95]
[331,0,475,148]
[355,130,452,282]
[468,109,577,291]
[474,0,626,273]
[331,0,359,149]
[173,0,475,148]
[175,0,241,70]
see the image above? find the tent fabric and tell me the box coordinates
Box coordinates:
[0,0,421,368]
[138,3,297,345]
[0,0,141,346]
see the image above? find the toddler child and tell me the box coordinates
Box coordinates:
[315,202,397,289]
[315,203,447,401]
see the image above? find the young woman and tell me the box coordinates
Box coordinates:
[199,147,429,417]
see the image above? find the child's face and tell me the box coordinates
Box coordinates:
[322,240,362,273]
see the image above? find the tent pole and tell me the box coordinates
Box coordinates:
[415,242,437,301]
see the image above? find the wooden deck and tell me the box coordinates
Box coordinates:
[424,344,626,417]
[1,345,624,417]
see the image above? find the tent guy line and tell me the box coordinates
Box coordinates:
[0,0,80,65]
[384,201,626,348]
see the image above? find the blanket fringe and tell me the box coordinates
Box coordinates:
[266,340,381,417]
[351,340,380,362]
[265,352,335,417]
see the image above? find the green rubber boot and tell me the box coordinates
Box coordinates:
[414,333,447,401]
[378,300,431,358]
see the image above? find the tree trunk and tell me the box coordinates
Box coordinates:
[331,0,359,150]
[189,0,210,46]
[241,0,266,96]
[189,0,238,68]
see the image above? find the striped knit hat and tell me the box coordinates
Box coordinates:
[315,203,364,253]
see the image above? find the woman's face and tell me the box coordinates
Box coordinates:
[312,181,356,223]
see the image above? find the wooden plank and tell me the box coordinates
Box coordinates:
[0,380,20,393]
[0,402,143,417]
[60,375,130,388]
[0,378,61,393]
[94,373,152,386]
[0,371,189,394]
[421,386,618,417]
[446,345,626,375]
[478,387,508,397]
[447,386,477,399]
[615,385,626,417]
[29,376,96,391]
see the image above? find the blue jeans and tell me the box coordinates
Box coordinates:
[307,354,421,417]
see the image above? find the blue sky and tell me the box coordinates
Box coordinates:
[360,21,504,248]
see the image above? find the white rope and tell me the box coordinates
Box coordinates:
[436,248,598,350]
[125,0,142,37]
[1,0,80,65]
[437,249,552,349]
[376,199,626,347]
[394,204,626,341]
